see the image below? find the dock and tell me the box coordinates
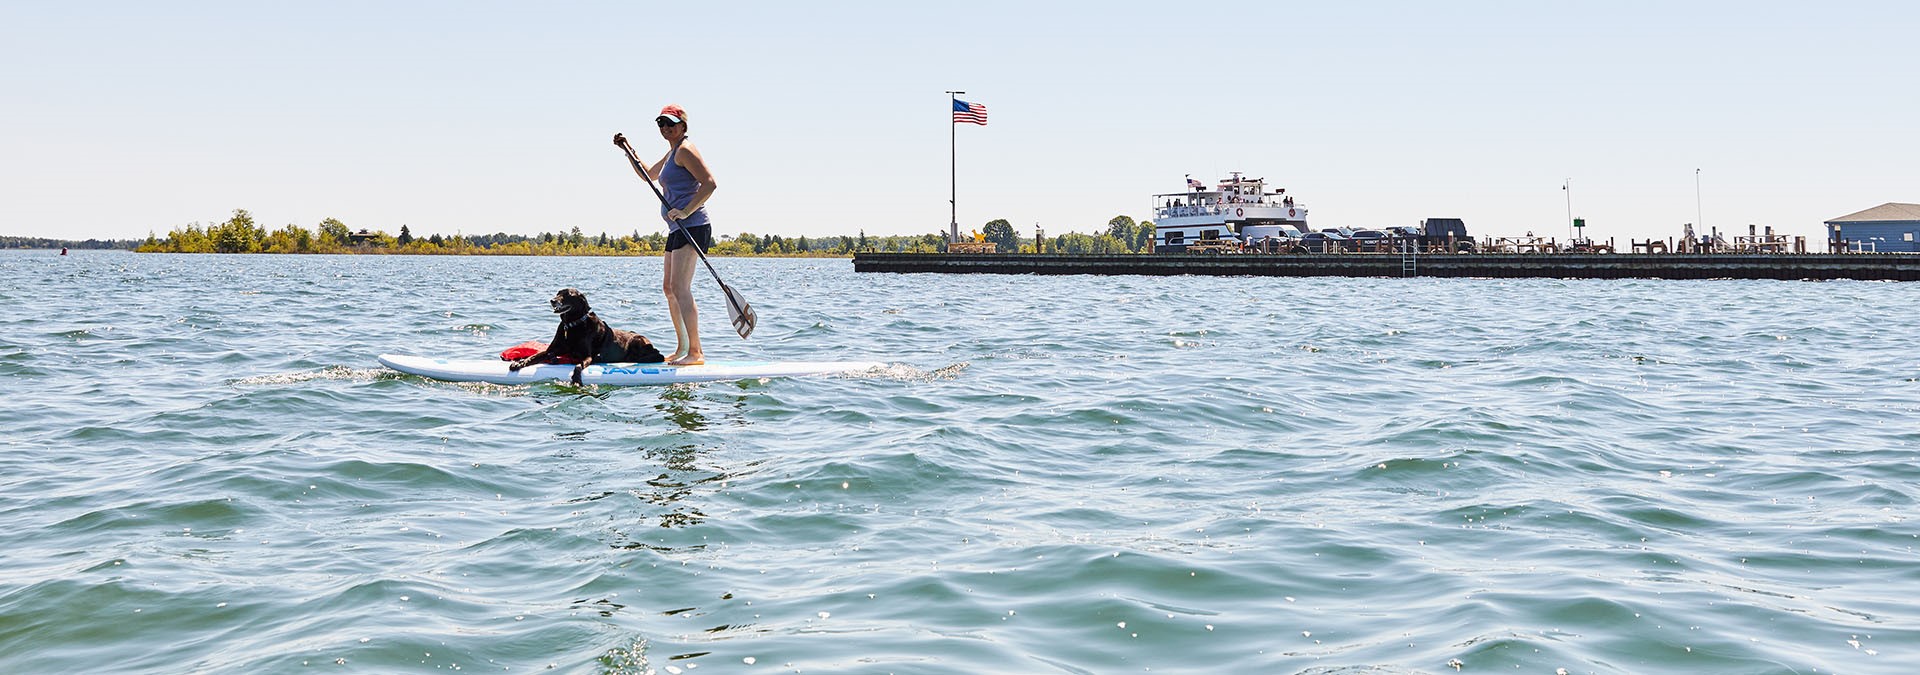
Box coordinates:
[852,252,1920,281]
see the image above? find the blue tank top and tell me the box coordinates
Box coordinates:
[659,143,711,229]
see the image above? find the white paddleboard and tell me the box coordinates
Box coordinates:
[378,354,883,386]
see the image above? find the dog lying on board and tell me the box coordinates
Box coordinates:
[508,288,665,383]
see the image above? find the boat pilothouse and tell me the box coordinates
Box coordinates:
[1153,172,1307,252]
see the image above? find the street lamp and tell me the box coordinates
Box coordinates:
[1563,178,1573,241]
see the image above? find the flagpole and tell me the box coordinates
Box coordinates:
[947,90,964,244]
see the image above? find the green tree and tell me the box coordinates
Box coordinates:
[212,209,263,253]
[1106,215,1139,252]
[1135,220,1156,252]
[263,223,313,253]
[981,219,1017,252]
[318,218,351,247]
[1052,231,1117,254]
[398,225,414,246]
[172,223,211,252]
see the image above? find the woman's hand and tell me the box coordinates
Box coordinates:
[666,208,686,221]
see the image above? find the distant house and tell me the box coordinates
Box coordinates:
[348,229,381,245]
[1826,203,1920,253]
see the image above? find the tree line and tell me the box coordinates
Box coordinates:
[136,210,934,256]
[2,236,141,250]
[128,209,1161,256]
[975,216,1158,254]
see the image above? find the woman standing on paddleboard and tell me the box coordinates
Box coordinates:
[637,104,715,366]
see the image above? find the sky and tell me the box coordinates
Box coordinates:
[3,1,1916,244]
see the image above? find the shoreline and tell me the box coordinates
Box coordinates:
[8,247,854,259]
[126,249,854,259]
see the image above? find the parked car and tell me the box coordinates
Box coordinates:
[1348,229,1392,252]
[1247,234,1302,253]
[1299,231,1351,253]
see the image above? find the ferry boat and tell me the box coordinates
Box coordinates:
[1152,172,1307,252]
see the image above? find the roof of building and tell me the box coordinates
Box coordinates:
[1827,203,1920,224]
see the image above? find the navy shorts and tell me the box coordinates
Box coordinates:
[666,224,712,253]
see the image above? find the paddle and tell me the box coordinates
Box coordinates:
[613,133,757,339]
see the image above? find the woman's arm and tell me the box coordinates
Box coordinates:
[613,133,666,180]
[642,154,669,181]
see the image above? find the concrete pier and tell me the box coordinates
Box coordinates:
[852,252,1920,281]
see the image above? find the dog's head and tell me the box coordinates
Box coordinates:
[549,288,590,317]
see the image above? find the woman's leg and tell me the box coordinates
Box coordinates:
[662,250,688,362]
[665,246,703,365]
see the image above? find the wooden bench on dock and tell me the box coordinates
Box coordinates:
[1185,238,1242,254]
[1487,236,1552,254]
[947,241,997,254]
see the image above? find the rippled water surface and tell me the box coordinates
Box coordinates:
[3,250,1917,674]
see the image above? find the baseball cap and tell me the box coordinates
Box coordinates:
[656,104,687,125]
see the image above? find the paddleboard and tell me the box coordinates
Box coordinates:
[378,354,883,386]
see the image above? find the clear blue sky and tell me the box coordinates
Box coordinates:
[4,1,1915,243]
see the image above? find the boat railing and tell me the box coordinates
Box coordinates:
[1155,202,1305,220]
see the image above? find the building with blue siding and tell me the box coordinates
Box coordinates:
[1826,203,1920,252]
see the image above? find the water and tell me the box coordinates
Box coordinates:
[3,250,1916,674]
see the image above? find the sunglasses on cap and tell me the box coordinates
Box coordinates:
[656,117,682,127]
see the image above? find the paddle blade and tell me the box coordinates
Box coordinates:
[723,283,756,339]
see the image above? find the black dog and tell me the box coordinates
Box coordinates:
[509,288,665,383]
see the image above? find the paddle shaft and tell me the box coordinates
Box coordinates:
[614,135,729,287]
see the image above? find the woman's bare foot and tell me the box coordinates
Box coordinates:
[667,352,704,366]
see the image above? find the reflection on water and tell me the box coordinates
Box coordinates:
[569,597,625,617]
[640,466,708,529]
[596,387,747,547]
[655,386,706,431]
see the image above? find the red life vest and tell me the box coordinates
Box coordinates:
[498,341,579,364]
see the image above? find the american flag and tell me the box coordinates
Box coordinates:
[952,99,988,125]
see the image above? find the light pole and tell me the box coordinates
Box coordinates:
[946,90,965,244]
[1563,178,1573,241]
[1695,168,1702,236]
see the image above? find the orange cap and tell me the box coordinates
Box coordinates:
[656,104,686,124]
